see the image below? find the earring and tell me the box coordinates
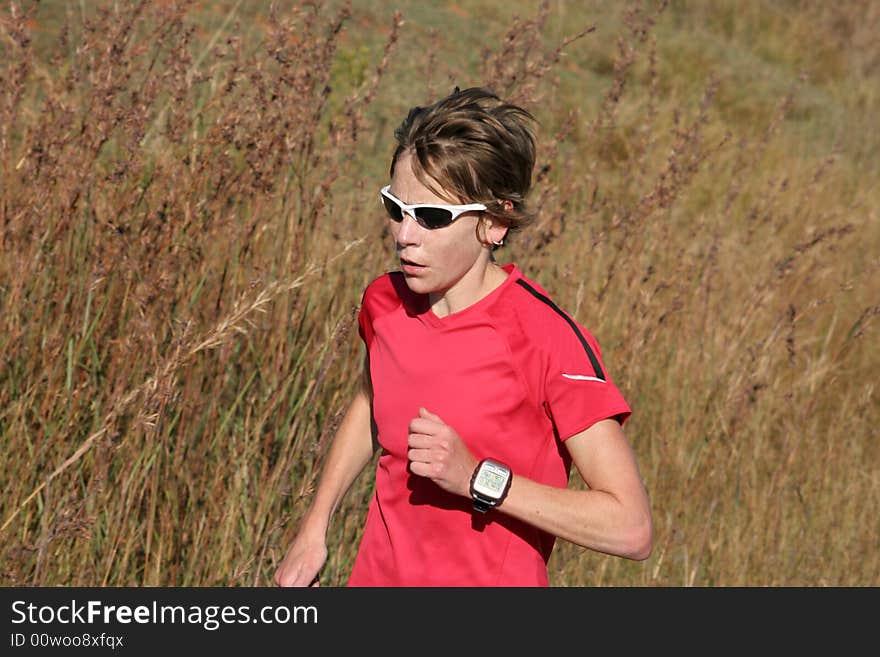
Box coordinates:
[491,238,504,246]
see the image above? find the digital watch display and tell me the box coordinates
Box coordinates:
[469,459,512,513]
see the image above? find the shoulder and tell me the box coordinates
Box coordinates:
[362,271,396,300]
[502,271,607,380]
[503,272,586,340]
[361,271,422,320]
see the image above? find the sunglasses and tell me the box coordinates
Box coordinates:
[380,185,487,229]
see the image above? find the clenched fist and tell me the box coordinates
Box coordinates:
[407,407,479,498]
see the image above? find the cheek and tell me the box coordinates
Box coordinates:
[438,232,483,268]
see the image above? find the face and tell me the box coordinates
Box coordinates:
[387,152,500,308]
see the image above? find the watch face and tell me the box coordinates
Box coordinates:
[472,461,510,499]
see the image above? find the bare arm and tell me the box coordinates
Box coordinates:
[408,411,652,560]
[498,419,652,559]
[274,354,376,586]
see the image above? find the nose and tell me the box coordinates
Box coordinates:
[394,212,422,247]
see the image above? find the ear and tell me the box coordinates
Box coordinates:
[481,213,509,247]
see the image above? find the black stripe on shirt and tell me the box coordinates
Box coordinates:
[515,278,606,381]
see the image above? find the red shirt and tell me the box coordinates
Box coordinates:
[347,264,631,586]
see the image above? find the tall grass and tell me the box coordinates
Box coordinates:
[1,0,877,586]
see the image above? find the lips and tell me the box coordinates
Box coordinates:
[399,256,426,275]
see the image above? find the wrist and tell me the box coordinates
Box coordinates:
[298,510,331,541]
[469,458,512,513]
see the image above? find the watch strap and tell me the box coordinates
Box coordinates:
[472,496,492,514]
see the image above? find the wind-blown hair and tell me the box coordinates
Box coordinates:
[390,86,537,245]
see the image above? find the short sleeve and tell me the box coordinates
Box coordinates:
[357,273,405,351]
[357,287,375,349]
[543,324,631,440]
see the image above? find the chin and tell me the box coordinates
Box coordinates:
[401,273,430,293]
[401,272,445,297]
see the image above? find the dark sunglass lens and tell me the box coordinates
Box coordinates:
[381,196,403,222]
[415,207,454,229]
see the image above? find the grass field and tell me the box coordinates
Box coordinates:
[1,0,877,586]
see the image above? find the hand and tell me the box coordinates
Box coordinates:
[273,534,327,587]
[407,407,479,498]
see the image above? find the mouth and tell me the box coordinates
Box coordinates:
[399,256,426,274]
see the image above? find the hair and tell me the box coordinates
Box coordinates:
[390,86,537,246]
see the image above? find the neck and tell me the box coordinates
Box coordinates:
[429,261,507,318]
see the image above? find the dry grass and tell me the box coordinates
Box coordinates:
[1,0,877,586]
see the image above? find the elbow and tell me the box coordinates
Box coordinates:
[628,528,653,561]
[621,512,653,561]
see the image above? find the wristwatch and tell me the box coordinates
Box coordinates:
[469,458,512,513]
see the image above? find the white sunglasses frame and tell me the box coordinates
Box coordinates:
[379,185,487,228]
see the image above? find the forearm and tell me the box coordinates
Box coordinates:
[274,381,375,587]
[497,475,652,560]
[298,387,376,539]
[407,411,653,560]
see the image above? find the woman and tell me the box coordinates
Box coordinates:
[274,87,652,587]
